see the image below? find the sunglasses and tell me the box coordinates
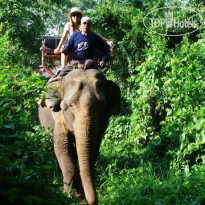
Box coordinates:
[71,13,81,17]
[82,22,91,25]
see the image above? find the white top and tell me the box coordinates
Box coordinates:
[64,22,80,35]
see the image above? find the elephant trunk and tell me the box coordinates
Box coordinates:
[73,112,99,205]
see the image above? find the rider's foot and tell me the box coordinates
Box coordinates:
[52,73,59,78]
[47,75,62,83]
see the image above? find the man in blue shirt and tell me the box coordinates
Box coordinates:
[65,16,110,68]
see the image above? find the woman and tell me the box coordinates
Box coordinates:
[54,7,83,68]
[54,7,113,69]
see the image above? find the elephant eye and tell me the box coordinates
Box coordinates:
[79,82,84,90]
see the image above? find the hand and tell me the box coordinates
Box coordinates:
[78,63,84,69]
[107,41,114,47]
[99,61,106,67]
[54,48,61,54]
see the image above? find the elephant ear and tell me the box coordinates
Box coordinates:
[106,80,121,116]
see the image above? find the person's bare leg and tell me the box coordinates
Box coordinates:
[61,53,68,68]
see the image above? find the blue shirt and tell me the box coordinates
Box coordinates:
[65,31,110,62]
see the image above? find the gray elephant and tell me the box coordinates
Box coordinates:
[38,69,121,205]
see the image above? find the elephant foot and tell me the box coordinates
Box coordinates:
[70,188,86,205]
[63,183,85,199]
[63,183,70,192]
[70,189,84,198]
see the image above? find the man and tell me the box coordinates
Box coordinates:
[65,16,110,67]
[50,16,110,81]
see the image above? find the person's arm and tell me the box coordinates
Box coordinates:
[92,30,114,47]
[54,23,70,54]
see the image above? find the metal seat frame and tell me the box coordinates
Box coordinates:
[39,37,61,77]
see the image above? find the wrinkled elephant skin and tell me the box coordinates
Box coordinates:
[38,69,121,205]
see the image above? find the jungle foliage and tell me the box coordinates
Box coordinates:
[0,0,205,204]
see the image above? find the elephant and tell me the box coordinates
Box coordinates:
[38,69,121,205]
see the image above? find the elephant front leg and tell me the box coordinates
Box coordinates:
[54,122,76,191]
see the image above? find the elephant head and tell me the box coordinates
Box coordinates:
[38,69,120,204]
